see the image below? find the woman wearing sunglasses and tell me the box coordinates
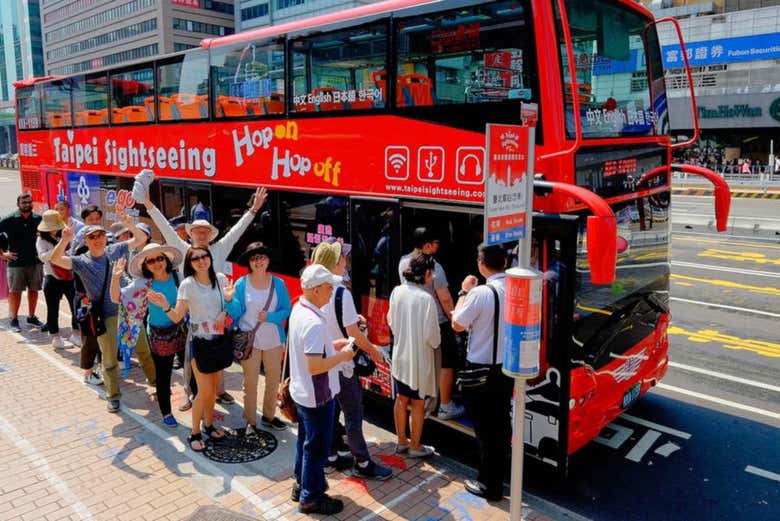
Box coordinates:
[147,247,233,452]
[225,242,292,435]
[110,243,184,428]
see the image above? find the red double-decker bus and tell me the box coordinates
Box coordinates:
[15,0,729,473]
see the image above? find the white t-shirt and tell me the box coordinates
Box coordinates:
[239,278,281,350]
[398,252,450,323]
[177,273,228,339]
[452,274,507,365]
[288,297,341,408]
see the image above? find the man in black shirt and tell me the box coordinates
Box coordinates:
[0,193,44,332]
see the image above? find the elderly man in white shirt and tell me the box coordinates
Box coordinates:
[452,243,511,502]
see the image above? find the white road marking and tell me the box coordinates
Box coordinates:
[676,212,779,222]
[625,430,661,463]
[671,260,780,278]
[594,423,633,449]
[11,331,295,521]
[656,383,780,420]
[620,413,692,439]
[654,441,680,457]
[668,361,780,393]
[745,465,780,483]
[672,230,780,243]
[0,412,95,520]
[669,297,780,319]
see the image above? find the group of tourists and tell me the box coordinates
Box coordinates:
[1,174,516,515]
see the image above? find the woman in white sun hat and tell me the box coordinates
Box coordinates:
[36,210,77,350]
[109,243,184,428]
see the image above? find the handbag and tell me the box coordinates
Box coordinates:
[456,285,499,391]
[149,322,187,357]
[335,286,376,377]
[76,257,109,337]
[276,340,298,423]
[52,263,74,281]
[191,283,233,374]
[232,277,276,362]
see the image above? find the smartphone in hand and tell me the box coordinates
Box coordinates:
[347,336,358,352]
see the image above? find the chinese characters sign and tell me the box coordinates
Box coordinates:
[662,32,780,67]
[484,124,532,246]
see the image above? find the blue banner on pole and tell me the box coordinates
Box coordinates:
[662,32,780,68]
[66,173,101,218]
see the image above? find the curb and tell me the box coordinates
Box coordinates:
[672,188,780,199]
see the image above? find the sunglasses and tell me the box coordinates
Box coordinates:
[191,254,210,262]
[144,255,167,265]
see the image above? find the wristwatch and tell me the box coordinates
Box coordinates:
[458,289,469,297]
[163,306,172,313]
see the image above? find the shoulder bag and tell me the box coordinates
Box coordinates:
[276,339,298,423]
[76,257,109,337]
[232,277,275,362]
[149,272,187,356]
[191,283,234,374]
[335,286,376,377]
[456,284,499,391]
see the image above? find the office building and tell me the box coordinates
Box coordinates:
[236,0,377,31]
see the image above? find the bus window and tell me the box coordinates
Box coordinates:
[558,0,669,138]
[16,86,42,130]
[396,1,536,107]
[157,52,210,121]
[111,67,154,124]
[211,39,285,118]
[72,73,108,127]
[42,80,73,129]
[291,22,387,113]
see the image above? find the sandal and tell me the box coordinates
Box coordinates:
[203,424,225,440]
[188,433,205,452]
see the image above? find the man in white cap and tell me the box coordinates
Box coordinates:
[289,264,356,515]
[141,180,267,407]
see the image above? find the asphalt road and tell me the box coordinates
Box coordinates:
[2,171,777,520]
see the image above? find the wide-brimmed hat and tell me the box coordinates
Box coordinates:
[109,221,129,237]
[237,241,272,267]
[129,242,183,279]
[310,238,352,271]
[37,210,65,232]
[185,219,218,242]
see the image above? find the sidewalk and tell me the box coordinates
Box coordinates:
[0,298,558,521]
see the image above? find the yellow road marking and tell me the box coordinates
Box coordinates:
[674,281,693,287]
[670,274,780,296]
[674,236,780,251]
[668,325,780,358]
[698,248,780,266]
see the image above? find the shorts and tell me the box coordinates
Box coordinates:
[439,321,461,370]
[7,265,43,293]
[393,378,421,400]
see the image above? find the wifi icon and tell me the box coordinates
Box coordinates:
[385,146,410,180]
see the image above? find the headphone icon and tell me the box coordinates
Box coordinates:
[458,153,483,183]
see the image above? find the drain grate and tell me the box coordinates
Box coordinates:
[186,505,257,520]
[203,430,278,464]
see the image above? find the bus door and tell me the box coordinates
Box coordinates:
[349,197,400,397]
[42,167,67,210]
[525,214,579,476]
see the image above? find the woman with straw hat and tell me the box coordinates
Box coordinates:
[109,243,184,428]
[36,210,77,350]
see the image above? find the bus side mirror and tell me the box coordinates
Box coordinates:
[713,184,731,233]
[586,215,617,285]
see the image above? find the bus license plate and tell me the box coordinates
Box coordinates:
[621,383,640,409]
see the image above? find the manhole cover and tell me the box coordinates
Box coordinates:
[203,430,277,464]
[186,505,256,520]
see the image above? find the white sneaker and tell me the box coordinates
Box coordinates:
[408,445,435,458]
[68,332,81,347]
[52,336,67,349]
[84,372,104,386]
[437,402,465,421]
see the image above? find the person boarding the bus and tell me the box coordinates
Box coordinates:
[288,264,357,515]
[49,215,154,413]
[310,240,392,480]
[397,227,463,420]
[451,244,511,502]
[0,193,44,333]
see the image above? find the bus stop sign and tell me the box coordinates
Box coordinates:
[484,124,533,247]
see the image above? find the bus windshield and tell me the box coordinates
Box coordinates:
[559,0,669,139]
